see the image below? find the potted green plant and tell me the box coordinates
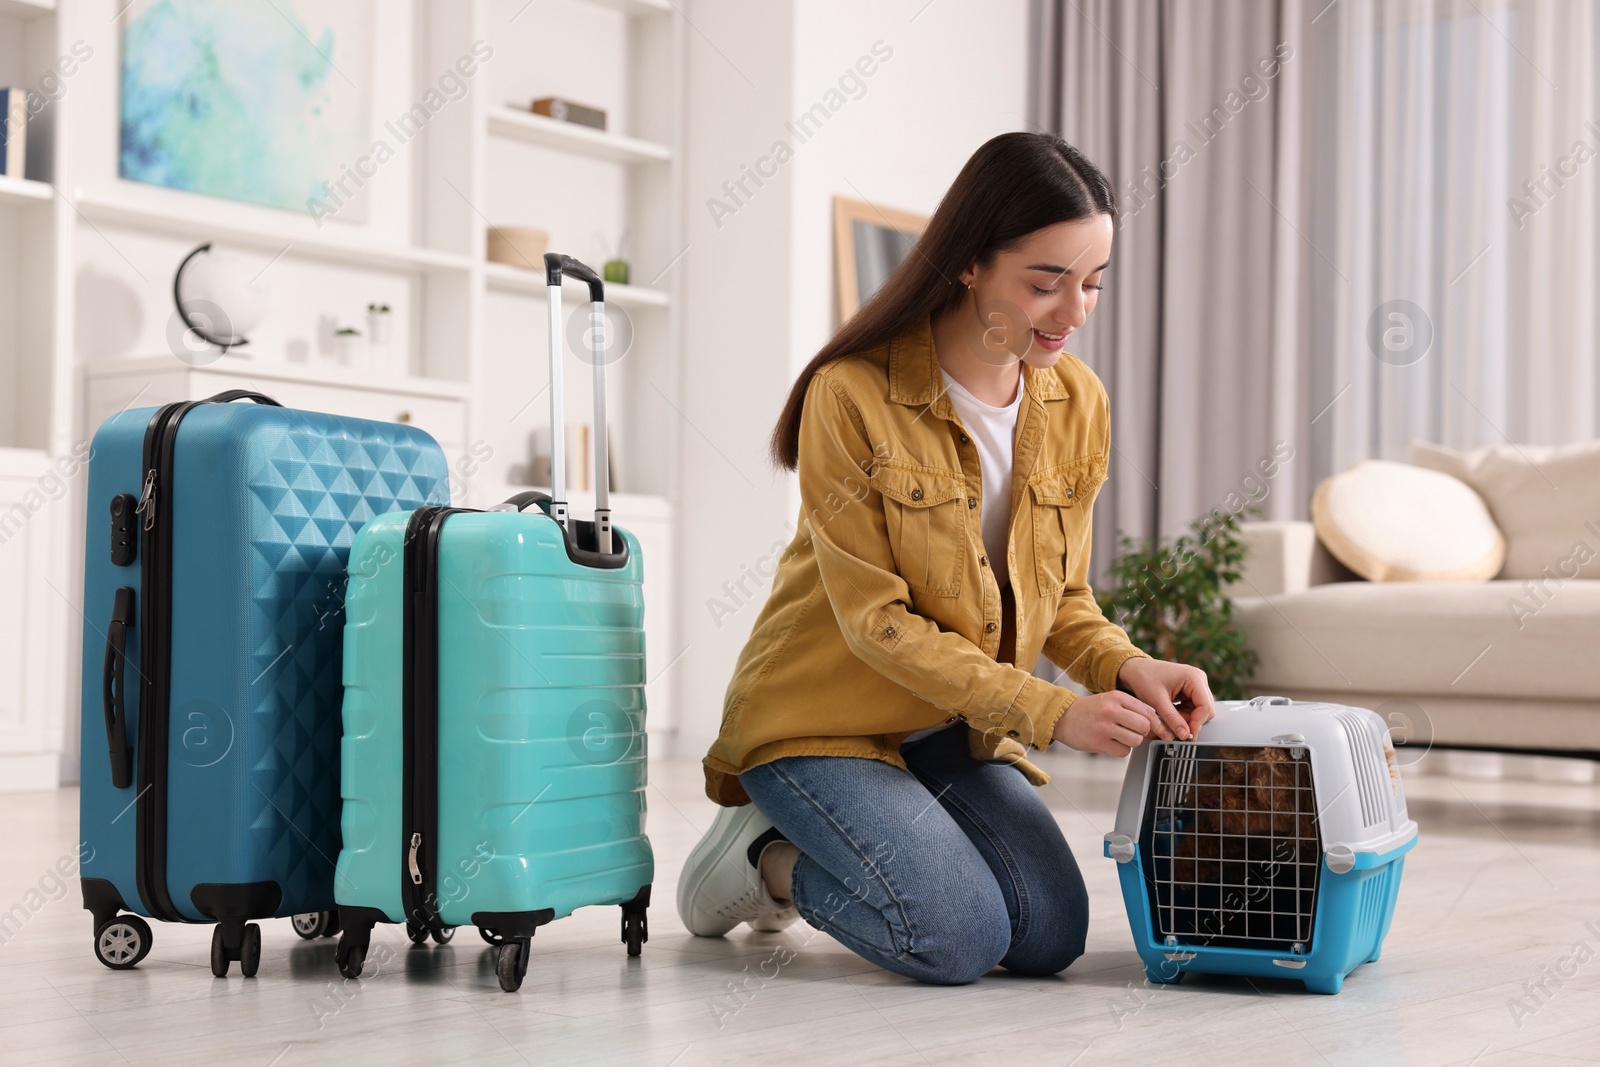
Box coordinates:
[366,302,392,345]
[1096,507,1260,700]
[333,326,361,366]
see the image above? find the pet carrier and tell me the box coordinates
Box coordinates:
[1103,696,1417,994]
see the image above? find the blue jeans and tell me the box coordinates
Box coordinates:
[738,727,1090,985]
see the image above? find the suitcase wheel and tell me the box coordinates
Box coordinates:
[620,885,650,958]
[210,922,261,978]
[292,911,337,940]
[336,934,367,980]
[239,924,261,978]
[93,915,153,970]
[622,912,646,958]
[210,925,228,977]
[496,939,530,993]
[406,921,456,946]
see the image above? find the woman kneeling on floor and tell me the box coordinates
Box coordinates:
[678,132,1215,985]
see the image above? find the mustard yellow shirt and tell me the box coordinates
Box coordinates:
[703,316,1150,805]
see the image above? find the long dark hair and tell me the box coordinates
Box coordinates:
[770,132,1117,470]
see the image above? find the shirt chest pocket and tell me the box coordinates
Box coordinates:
[1029,457,1107,597]
[868,461,968,597]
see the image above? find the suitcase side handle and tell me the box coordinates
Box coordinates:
[202,389,283,407]
[103,586,135,790]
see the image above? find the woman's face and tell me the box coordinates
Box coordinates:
[960,213,1114,369]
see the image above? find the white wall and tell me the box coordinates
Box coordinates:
[672,0,1032,757]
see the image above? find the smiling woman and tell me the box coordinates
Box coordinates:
[678,132,1219,987]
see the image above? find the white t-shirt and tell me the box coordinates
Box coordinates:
[902,366,1024,749]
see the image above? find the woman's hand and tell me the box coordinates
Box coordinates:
[1115,657,1216,741]
[1052,690,1169,757]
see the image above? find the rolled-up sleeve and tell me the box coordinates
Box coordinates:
[799,373,1075,750]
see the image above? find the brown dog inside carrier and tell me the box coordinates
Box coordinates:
[1140,744,1323,952]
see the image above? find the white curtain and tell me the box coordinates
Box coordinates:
[1033,0,1600,561]
[1321,0,1599,474]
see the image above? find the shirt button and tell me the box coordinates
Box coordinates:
[1007,729,1020,738]
[967,496,977,509]
[979,555,988,566]
[884,625,896,638]
[985,622,997,634]
[910,488,923,501]
[959,433,970,444]
[1066,487,1075,498]
[945,716,958,725]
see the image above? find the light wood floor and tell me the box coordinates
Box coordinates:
[3,751,1598,1066]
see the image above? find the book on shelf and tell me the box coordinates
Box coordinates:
[530,97,607,131]
[0,88,27,179]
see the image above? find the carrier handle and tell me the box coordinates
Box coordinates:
[202,390,282,407]
[102,586,135,790]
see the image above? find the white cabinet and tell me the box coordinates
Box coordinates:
[85,357,477,532]
[84,357,470,459]
[0,449,68,791]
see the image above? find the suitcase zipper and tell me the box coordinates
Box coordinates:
[133,400,202,924]
[134,470,156,531]
[400,506,462,928]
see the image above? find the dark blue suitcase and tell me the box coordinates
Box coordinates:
[78,389,449,975]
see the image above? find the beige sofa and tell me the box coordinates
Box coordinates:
[1224,449,1600,757]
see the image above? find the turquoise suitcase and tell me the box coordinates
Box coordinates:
[333,255,653,991]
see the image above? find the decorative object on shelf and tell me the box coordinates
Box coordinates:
[486,226,550,271]
[0,87,28,178]
[598,226,631,285]
[833,195,927,322]
[530,96,607,131]
[119,0,374,219]
[366,302,392,345]
[332,326,362,367]
[171,243,268,363]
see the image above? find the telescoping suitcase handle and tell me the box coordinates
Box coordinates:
[543,252,614,554]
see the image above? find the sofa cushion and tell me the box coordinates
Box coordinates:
[1410,439,1600,581]
[1310,460,1505,581]
[1231,579,1600,701]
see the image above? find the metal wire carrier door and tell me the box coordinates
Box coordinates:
[1140,743,1322,953]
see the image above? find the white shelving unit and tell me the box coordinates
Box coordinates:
[73,190,477,273]
[483,261,671,307]
[0,0,686,787]
[0,175,52,207]
[486,107,672,165]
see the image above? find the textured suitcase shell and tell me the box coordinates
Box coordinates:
[79,402,449,928]
[1102,696,1417,994]
[335,507,653,928]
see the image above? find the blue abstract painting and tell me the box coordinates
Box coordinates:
[119,0,373,219]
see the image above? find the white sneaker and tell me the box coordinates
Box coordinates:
[677,804,800,936]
